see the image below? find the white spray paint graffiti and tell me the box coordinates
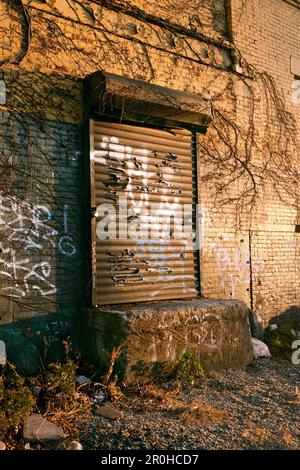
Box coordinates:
[0,194,76,299]
[211,239,266,299]
[189,312,224,350]
[136,239,194,298]
[211,243,250,298]
[95,133,193,298]
[58,204,77,256]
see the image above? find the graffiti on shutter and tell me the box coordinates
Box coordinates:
[90,120,199,305]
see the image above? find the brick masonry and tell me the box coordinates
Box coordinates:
[0,72,84,362]
[0,0,298,362]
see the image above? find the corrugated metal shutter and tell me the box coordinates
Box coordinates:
[90,120,199,305]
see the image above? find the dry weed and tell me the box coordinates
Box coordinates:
[242,427,271,446]
[138,384,182,411]
[102,346,123,385]
[277,427,299,449]
[179,400,229,425]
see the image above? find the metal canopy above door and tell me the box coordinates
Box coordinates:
[85,72,213,131]
[90,120,199,305]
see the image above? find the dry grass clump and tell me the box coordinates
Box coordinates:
[241,423,299,449]
[0,364,36,445]
[0,341,95,447]
[0,340,132,448]
[101,346,124,402]
[136,383,229,427]
[279,429,299,449]
[42,357,93,436]
[138,384,182,411]
[179,400,229,425]
[242,427,271,446]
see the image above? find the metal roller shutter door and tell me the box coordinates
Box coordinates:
[90,120,199,305]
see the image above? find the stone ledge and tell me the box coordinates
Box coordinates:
[80,299,253,384]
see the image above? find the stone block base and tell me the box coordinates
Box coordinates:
[80,299,253,384]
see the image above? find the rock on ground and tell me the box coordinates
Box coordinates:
[95,405,123,420]
[23,414,64,442]
[252,338,271,358]
[65,440,83,450]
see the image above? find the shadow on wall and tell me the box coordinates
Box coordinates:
[247,309,264,340]
[0,313,78,376]
[0,70,85,342]
[264,305,300,361]
[268,305,300,328]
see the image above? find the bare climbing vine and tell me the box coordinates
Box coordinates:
[0,0,298,314]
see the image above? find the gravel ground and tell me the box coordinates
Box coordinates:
[80,358,300,450]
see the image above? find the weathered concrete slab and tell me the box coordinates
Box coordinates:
[81,299,253,384]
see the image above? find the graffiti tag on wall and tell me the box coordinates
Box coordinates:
[0,194,76,300]
[211,239,266,299]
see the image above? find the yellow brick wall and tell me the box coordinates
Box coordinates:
[198,0,299,323]
[0,0,299,324]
